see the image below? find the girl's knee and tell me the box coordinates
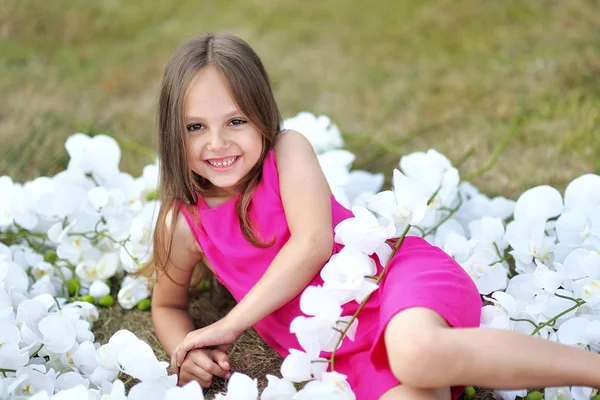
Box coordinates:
[379,385,451,400]
[384,307,451,387]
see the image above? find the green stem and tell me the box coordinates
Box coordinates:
[30,344,44,358]
[553,293,583,304]
[455,146,475,170]
[464,110,522,182]
[0,368,16,376]
[530,300,585,336]
[421,192,464,238]
[509,317,538,328]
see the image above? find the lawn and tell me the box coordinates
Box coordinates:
[2,0,599,398]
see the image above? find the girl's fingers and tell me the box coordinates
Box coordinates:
[177,341,193,367]
[211,349,231,372]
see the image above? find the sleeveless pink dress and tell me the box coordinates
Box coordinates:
[180,149,482,400]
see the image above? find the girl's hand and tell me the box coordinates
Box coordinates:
[171,318,240,375]
[177,348,231,388]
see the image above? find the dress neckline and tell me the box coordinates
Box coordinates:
[197,194,238,211]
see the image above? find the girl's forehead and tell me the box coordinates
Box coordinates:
[184,66,239,120]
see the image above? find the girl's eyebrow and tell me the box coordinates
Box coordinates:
[185,109,241,122]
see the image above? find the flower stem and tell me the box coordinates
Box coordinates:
[0,368,16,376]
[421,192,464,238]
[530,299,585,336]
[30,344,44,358]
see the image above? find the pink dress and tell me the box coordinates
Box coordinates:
[180,149,482,400]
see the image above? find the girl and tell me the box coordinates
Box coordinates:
[149,33,600,400]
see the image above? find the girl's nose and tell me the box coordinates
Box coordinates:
[207,129,228,151]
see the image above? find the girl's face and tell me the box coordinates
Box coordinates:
[183,65,263,197]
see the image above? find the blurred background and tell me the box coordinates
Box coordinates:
[2,0,598,199]
[2,1,599,397]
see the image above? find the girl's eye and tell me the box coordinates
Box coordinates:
[187,123,204,132]
[229,119,246,126]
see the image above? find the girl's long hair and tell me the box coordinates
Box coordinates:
[141,33,282,283]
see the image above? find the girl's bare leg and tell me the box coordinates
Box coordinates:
[379,385,451,400]
[385,307,600,390]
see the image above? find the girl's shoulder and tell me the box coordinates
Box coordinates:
[167,206,203,256]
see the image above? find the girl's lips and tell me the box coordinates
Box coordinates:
[204,155,240,171]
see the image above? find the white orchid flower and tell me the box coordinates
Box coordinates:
[469,217,508,252]
[98,379,127,400]
[564,248,600,279]
[89,280,110,299]
[59,236,93,266]
[125,376,177,400]
[62,301,99,324]
[0,324,29,369]
[320,247,379,304]
[573,278,600,307]
[117,275,149,310]
[294,371,355,400]
[164,380,204,400]
[480,291,517,330]
[461,245,508,294]
[545,387,574,400]
[399,149,458,206]
[109,330,168,382]
[513,185,563,222]
[333,206,395,262]
[9,365,55,398]
[533,260,564,294]
[564,174,600,214]
[368,169,429,231]
[495,389,528,400]
[557,208,600,250]
[215,372,259,400]
[442,231,475,264]
[557,317,600,349]
[283,112,344,154]
[280,347,328,383]
[1,259,29,306]
[260,374,297,399]
[54,371,89,392]
[505,218,556,273]
[70,341,98,376]
[39,314,77,353]
[290,285,344,352]
[344,170,385,209]
[66,133,121,183]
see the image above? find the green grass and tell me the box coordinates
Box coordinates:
[2,0,599,397]
[2,0,599,198]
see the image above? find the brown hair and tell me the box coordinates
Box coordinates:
[141,33,282,283]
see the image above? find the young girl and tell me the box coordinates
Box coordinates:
[149,33,600,400]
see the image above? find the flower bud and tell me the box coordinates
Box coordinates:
[81,295,95,304]
[67,278,80,296]
[99,295,114,307]
[146,191,157,201]
[464,386,476,400]
[137,298,151,311]
[198,279,211,292]
[525,391,543,400]
[44,251,57,263]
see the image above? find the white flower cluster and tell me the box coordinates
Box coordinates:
[1,111,600,400]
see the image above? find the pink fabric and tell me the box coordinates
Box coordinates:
[179,149,482,400]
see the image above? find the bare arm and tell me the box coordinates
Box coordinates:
[223,130,334,333]
[151,208,203,355]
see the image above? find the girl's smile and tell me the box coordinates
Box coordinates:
[204,155,240,170]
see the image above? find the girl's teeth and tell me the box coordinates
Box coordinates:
[209,157,236,167]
